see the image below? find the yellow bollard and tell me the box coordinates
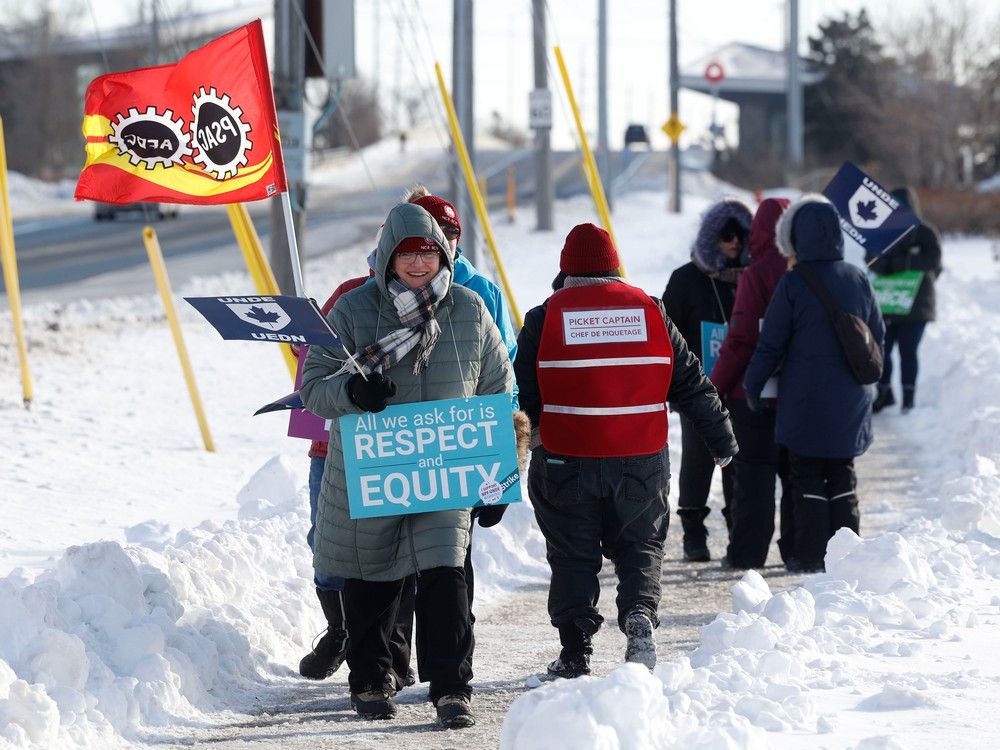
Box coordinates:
[553,46,626,278]
[434,62,523,329]
[226,203,297,379]
[506,166,516,224]
[143,226,215,452]
[0,115,33,406]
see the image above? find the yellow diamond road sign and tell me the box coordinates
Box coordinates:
[661,114,686,143]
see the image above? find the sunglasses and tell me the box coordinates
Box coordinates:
[396,250,441,263]
[439,225,460,239]
[720,230,743,243]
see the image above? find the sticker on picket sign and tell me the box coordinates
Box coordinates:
[339,394,522,519]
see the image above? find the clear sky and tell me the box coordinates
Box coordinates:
[67,0,997,151]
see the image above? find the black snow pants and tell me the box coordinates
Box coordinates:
[788,453,860,568]
[528,446,670,635]
[724,400,790,567]
[677,413,734,542]
[344,566,473,703]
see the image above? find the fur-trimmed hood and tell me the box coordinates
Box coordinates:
[691,198,753,274]
[776,193,844,262]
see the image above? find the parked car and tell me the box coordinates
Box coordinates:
[623,123,650,149]
[93,202,178,221]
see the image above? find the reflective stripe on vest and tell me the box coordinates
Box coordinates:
[543,402,667,415]
[538,356,672,369]
[536,283,673,458]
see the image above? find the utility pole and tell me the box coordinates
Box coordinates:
[668,0,681,213]
[597,0,612,211]
[271,0,307,295]
[786,0,803,181]
[532,0,553,230]
[450,0,476,264]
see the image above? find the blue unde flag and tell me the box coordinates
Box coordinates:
[185,295,341,346]
[822,161,919,258]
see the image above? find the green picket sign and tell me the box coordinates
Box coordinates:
[871,271,923,315]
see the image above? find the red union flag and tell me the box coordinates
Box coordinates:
[75,20,286,205]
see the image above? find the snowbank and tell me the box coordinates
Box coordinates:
[500,242,1000,748]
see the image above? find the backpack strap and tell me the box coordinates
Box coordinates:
[794,263,840,320]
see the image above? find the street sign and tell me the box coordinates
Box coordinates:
[704,61,725,84]
[661,113,686,143]
[529,88,552,130]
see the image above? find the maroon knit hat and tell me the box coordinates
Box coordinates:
[412,195,461,239]
[559,223,621,274]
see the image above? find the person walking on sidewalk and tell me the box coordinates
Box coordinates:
[710,197,793,569]
[301,202,513,728]
[743,195,884,573]
[515,223,737,679]
[869,186,942,414]
[662,198,752,562]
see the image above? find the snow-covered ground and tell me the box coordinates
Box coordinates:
[1,143,999,748]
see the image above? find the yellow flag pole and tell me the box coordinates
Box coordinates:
[553,46,626,278]
[433,62,523,329]
[225,204,297,379]
[0,115,33,406]
[143,227,215,452]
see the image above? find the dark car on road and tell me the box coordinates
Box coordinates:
[93,202,178,221]
[624,123,650,149]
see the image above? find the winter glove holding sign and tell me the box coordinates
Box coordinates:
[347,372,397,413]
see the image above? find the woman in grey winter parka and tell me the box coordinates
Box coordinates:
[300,202,512,728]
[743,195,885,573]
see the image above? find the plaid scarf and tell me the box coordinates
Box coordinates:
[350,267,452,376]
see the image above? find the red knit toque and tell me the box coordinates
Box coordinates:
[394,236,440,255]
[559,223,620,274]
[412,195,461,239]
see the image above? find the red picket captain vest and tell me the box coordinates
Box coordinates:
[537,283,673,457]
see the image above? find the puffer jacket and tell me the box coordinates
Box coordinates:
[662,198,752,363]
[867,187,942,323]
[710,198,790,399]
[743,195,885,459]
[300,203,513,581]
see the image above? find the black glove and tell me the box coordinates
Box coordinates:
[473,504,508,528]
[746,393,764,413]
[347,372,397,412]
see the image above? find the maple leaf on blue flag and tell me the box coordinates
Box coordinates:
[856,199,879,222]
[247,305,281,324]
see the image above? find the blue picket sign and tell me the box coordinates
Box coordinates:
[822,161,919,258]
[700,321,727,376]
[340,394,522,519]
[185,294,340,347]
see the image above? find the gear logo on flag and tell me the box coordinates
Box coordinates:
[109,106,193,170]
[191,86,253,180]
[225,302,291,331]
[848,185,893,229]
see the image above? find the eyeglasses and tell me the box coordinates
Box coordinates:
[439,225,460,239]
[396,250,441,263]
[720,230,742,243]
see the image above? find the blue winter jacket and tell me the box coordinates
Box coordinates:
[743,195,885,458]
[453,248,520,408]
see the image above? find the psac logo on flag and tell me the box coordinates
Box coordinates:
[109,87,252,180]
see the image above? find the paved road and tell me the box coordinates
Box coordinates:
[5,149,667,305]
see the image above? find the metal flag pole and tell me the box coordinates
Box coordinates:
[280,191,306,297]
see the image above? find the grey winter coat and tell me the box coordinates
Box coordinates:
[300,203,513,581]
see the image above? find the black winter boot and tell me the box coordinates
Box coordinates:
[547,624,593,678]
[901,387,915,413]
[299,587,348,680]
[678,507,711,562]
[872,385,895,414]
